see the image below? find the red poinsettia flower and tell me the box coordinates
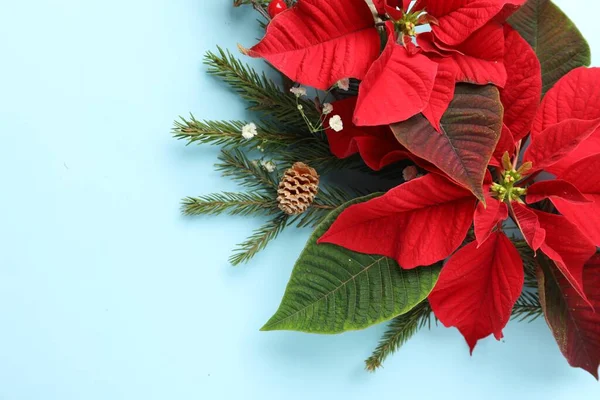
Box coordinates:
[319,66,600,353]
[322,96,438,172]
[324,24,539,185]
[243,0,526,130]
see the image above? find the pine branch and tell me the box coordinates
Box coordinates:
[181,192,278,217]
[514,240,537,289]
[512,291,543,322]
[172,117,308,150]
[365,301,433,372]
[230,213,290,265]
[216,148,279,190]
[204,47,318,129]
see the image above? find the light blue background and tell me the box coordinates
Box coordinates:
[1,1,599,399]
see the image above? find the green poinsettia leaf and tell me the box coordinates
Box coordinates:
[261,195,442,334]
[509,0,591,95]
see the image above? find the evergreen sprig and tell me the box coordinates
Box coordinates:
[173,118,289,149]
[515,240,538,289]
[365,301,433,372]
[230,213,290,265]
[204,47,318,129]
[181,192,278,217]
[365,249,544,372]
[193,148,365,264]
[512,291,543,322]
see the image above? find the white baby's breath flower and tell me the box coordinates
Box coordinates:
[322,103,333,115]
[241,122,257,140]
[261,160,276,173]
[337,78,350,91]
[329,115,343,132]
[290,86,307,97]
[402,166,419,182]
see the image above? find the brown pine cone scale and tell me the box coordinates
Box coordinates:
[276,162,320,215]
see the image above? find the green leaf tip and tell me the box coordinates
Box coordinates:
[260,194,442,334]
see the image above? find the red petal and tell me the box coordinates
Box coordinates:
[318,173,476,268]
[416,32,451,57]
[511,202,545,251]
[534,210,597,306]
[523,118,600,173]
[422,59,458,131]
[245,0,380,90]
[429,232,524,353]
[526,180,591,205]
[533,67,600,133]
[548,132,600,177]
[325,97,375,158]
[474,196,508,247]
[450,22,507,87]
[493,0,528,22]
[500,26,542,141]
[354,32,438,126]
[354,136,413,171]
[384,1,407,19]
[490,124,516,167]
[552,154,600,246]
[372,0,386,14]
[538,254,600,379]
[428,0,522,46]
[427,1,503,46]
[532,67,600,174]
[324,97,412,170]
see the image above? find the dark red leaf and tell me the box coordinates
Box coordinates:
[318,173,476,269]
[245,0,381,90]
[500,25,541,141]
[390,84,503,202]
[537,253,600,379]
[429,232,524,353]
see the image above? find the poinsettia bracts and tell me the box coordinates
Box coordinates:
[320,67,600,374]
[244,0,526,131]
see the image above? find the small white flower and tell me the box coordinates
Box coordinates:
[329,115,343,132]
[290,86,307,97]
[241,123,257,140]
[402,166,419,182]
[337,78,350,91]
[322,103,333,115]
[261,160,276,173]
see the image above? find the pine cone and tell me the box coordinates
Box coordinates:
[277,162,320,215]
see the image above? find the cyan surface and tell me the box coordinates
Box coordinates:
[0,1,599,399]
